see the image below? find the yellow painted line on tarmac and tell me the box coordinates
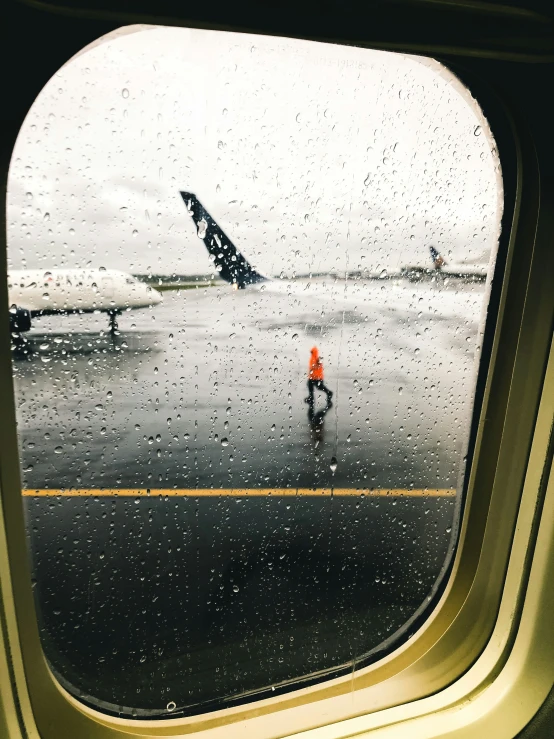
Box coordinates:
[22,488,456,498]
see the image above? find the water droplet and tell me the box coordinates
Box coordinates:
[122,88,129,99]
[330,457,337,473]
[221,438,229,447]
[54,446,62,454]
[474,125,481,136]
[197,219,207,239]
[166,701,176,712]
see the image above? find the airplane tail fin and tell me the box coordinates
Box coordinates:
[430,246,446,270]
[180,192,267,288]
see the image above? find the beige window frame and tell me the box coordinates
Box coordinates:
[0,15,553,739]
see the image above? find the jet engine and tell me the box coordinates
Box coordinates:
[9,306,32,333]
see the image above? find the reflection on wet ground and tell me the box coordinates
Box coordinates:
[14,278,486,714]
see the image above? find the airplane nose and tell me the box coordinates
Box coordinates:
[145,285,163,305]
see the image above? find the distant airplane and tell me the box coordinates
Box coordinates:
[180,192,488,287]
[8,268,162,335]
[426,246,488,279]
[387,247,488,282]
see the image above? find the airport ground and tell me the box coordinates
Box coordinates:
[13,277,485,715]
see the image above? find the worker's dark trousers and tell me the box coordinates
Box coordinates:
[307,379,332,409]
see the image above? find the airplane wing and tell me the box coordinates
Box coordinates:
[180,192,267,289]
[179,194,488,288]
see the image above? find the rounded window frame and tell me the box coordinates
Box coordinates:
[0,20,553,739]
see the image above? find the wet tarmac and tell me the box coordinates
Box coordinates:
[13,277,487,715]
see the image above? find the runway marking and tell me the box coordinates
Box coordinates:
[22,488,456,498]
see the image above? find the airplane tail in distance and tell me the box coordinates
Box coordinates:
[430,246,446,270]
[180,192,267,288]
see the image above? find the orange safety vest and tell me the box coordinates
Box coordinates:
[308,348,324,381]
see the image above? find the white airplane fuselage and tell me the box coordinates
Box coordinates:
[8,268,161,321]
[400,264,488,281]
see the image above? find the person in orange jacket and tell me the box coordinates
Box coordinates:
[305,346,333,409]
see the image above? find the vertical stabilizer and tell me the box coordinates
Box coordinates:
[180,192,267,288]
[430,246,446,270]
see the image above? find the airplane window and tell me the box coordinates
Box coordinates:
[6,27,501,718]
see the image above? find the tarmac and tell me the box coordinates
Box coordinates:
[13,276,487,715]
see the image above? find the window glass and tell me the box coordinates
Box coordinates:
[7,26,501,717]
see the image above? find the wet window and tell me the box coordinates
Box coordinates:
[7,27,501,718]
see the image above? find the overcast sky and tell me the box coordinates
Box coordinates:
[7,26,502,277]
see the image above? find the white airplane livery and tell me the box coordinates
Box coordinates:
[406,246,488,280]
[8,268,162,334]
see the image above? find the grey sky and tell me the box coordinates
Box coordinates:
[7,26,501,276]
